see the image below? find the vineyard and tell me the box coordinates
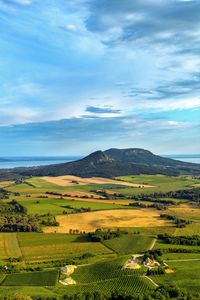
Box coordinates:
[103,234,154,254]
[64,275,154,295]
[72,256,143,283]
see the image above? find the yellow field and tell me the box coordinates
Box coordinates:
[42,175,154,188]
[0,233,22,259]
[168,204,200,221]
[43,209,169,233]
[0,181,14,188]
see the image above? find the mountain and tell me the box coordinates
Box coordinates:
[105,148,199,168]
[6,148,199,178]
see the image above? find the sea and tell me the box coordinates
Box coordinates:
[0,156,82,169]
[162,154,200,164]
[0,154,199,169]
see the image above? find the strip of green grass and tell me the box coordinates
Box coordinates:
[1,269,59,286]
[150,260,200,293]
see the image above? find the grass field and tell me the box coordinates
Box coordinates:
[1,269,59,286]
[14,197,127,215]
[163,253,200,260]
[0,233,22,260]
[116,175,199,195]
[153,240,200,252]
[103,235,154,254]
[17,233,113,265]
[43,209,170,233]
[150,260,200,293]
[0,274,6,284]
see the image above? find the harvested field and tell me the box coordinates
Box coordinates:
[168,204,200,221]
[44,209,170,233]
[42,176,154,188]
[0,181,14,188]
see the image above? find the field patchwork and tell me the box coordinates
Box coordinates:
[42,175,155,188]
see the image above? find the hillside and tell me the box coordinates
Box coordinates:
[4,148,199,178]
[105,148,199,168]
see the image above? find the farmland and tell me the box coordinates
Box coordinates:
[17,233,113,265]
[0,174,200,298]
[0,233,21,260]
[150,260,200,293]
[1,269,59,286]
[43,209,170,233]
[103,235,154,254]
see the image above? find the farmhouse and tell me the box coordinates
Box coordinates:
[143,257,159,268]
[124,255,142,269]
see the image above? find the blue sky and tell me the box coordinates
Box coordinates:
[0,0,200,156]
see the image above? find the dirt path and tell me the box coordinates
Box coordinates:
[149,238,157,250]
[143,275,159,287]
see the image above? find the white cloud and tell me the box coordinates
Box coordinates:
[0,107,40,126]
[10,0,33,5]
[167,120,191,128]
[61,24,81,33]
[132,97,200,112]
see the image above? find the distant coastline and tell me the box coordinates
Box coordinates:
[0,154,199,169]
[163,154,200,164]
[0,156,82,169]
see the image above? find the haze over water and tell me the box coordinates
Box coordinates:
[0,155,199,169]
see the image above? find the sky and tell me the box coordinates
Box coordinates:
[0,0,200,156]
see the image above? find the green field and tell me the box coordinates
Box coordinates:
[116,175,199,195]
[103,235,154,254]
[1,174,200,298]
[1,269,59,286]
[7,175,198,198]
[17,233,113,265]
[150,260,200,293]
[13,197,126,215]
[154,240,200,252]
[62,275,154,296]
